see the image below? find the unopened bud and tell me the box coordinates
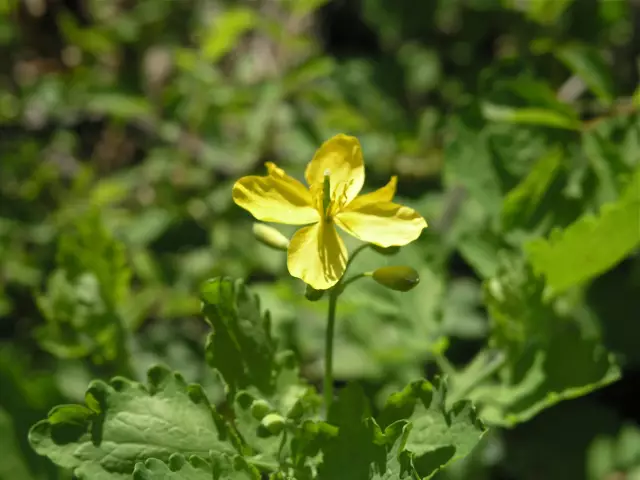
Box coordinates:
[260,413,285,435]
[372,266,420,292]
[252,223,289,251]
[305,284,325,301]
[370,245,400,256]
[250,399,273,420]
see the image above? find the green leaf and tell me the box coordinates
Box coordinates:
[502,0,574,25]
[29,365,236,479]
[208,453,261,480]
[526,166,640,293]
[583,118,639,204]
[134,456,213,480]
[133,453,260,480]
[316,384,377,479]
[457,225,506,279]
[56,210,131,309]
[58,11,114,55]
[231,358,320,465]
[502,148,564,231]
[200,8,257,62]
[469,328,620,427]
[587,423,640,480]
[201,278,277,395]
[232,389,290,463]
[201,278,319,467]
[441,279,489,340]
[633,85,640,108]
[0,408,37,480]
[36,271,120,359]
[85,94,152,120]
[379,378,487,478]
[371,422,415,480]
[316,384,418,480]
[444,116,503,218]
[283,0,331,16]
[457,258,621,427]
[481,77,581,131]
[481,103,581,130]
[333,244,446,379]
[36,211,132,362]
[556,43,616,106]
[283,57,336,93]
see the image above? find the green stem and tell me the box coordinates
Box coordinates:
[433,353,456,377]
[338,272,371,291]
[322,242,372,415]
[344,243,370,271]
[324,288,338,413]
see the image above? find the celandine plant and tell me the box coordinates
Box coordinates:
[233,134,427,410]
[27,135,487,480]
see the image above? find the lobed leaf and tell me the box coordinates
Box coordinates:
[526,166,640,293]
[29,365,236,479]
[201,277,320,467]
[201,277,278,396]
[36,211,132,361]
[133,452,260,480]
[316,384,417,480]
[379,378,486,478]
[453,258,621,427]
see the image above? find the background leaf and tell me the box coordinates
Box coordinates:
[526,166,640,293]
[555,43,616,106]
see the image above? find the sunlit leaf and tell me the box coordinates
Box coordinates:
[502,148,564,231]
[482,103,581,130]
[378,377,487,478]
[526,167,640,293]
[454,258,621,427]
[133,453,260,480]
[200,8,258,62]
[29,366,236,479]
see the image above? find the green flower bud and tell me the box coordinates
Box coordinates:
[250,399,273,420]
[252,223,289,251]
[370,245,400,256]
[260,412,285,435]
[305,284,325,301]
[372,266,420,292]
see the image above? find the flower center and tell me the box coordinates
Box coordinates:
[317,171,352,222]
[322,170,331,222]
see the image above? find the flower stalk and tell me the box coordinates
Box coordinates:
[323,288,338,412]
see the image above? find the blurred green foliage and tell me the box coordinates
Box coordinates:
[0,0,639,478]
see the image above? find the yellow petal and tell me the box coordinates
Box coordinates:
[346,176,397,210]
[305,134,364,206]
[232,162,319,225]
[335,201,427,248]
[287,222,347,290]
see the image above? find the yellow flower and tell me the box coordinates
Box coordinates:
[232,134,428,290]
